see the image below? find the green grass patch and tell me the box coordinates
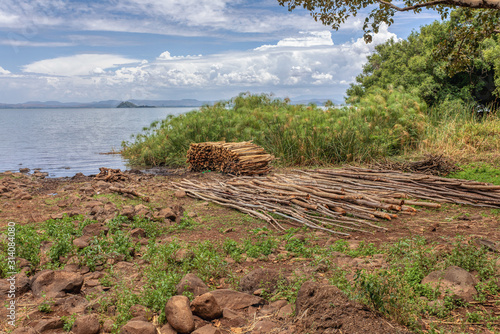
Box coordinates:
[449,163,500,185]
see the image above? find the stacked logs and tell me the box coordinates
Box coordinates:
[186,141,274,175]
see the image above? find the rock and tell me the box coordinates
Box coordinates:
[175,190,187,198]
[55,295,89,314]
[190,292,223,320]
[192,324,221,334]
[176,273,210,297]
[103,319,114,333]
[31,270,83,298]
[160,323,178,334]
[270,299,288,310]
[130,228,146,239]
[11,327,37,334]
[239,268,284,295]
[82,222,109,237]
[3,272,30,295]
[165,295,195,334]
[209,289,265,310]
[19,168,30,173]
[251,320,278,334]
[120,320,157,334]
[156,207,177,221]
[17,257,31,268]
[72,314,100,334]
[221,308,247,327]
[31,317,64,332]
[129,304,153,321]
[73,235,92,249]
[121,205,135,219]
[134,204,150,217]
[295,281,404,333]
[276,304,294,319]
[175,249,194,263]
[421,266,478,302]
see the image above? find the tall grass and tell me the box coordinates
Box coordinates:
[122,89,427,167]
[414,100,500,164]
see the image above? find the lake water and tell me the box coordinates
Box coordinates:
[0,107,194,177]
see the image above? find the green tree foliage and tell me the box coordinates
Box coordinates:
[346,10,500,107]
[278,0,500,43]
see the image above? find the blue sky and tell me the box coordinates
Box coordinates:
[0,0,440,103]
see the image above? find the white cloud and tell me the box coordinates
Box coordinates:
[0,10,19,26]
[0,66,11,75]
[0,40,74,47]
[22,54,142,76]
[256,31,334,50]
[0,26,397,103]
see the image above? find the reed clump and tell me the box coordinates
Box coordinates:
[122,89,427,167]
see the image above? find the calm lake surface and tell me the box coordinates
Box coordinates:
[0,107,194,177]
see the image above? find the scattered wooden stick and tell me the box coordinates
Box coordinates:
[109,186,150,202]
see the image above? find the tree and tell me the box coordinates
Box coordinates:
[345,12,499,107]
[277,0,500,42]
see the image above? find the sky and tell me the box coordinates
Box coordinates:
[0,0,441,104]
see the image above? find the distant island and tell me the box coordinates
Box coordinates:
[0,99,211,109]
[116,101,155,108]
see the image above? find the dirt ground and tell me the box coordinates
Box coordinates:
[1,168,499,333]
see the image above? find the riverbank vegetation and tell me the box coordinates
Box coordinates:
[122,9,499,170]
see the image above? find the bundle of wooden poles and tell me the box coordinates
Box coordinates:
[186,141,274,175]
[172,167,500,235]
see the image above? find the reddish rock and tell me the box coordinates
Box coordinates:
[103,319,114,332]
[120,320,157,334]
[239,268,284,295]
[176,273,210,297]
[11,328,37,334]
[421,266,478,302]
[54,295,89,314]
[121,205,135,219]
[72,314,100,334]
[165,295,195,334]
[31,317,64,332]
[192,324,221,334]
[134,204,150,217]
[31,270,83,298]
[129,304,153,320]
[190,292,222,320]
[73,235,92,249]
[251,320,278,334]
[175,249,194,263]
[159,323,178,334]
[156,207,177,221]
[210,289,265,310]
[174,190,187,198]
[221,308,247,327]
[82,222,109,237]
[130,228,146,239]
[276,304,294,319]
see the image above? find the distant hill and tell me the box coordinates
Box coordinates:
[0,99,210,109]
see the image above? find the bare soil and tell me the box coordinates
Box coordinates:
[1,168,499,333]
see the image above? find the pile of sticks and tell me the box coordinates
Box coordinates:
[95,167,129,182]
[172,167,500,235]
[186,141,274,175]
[371,155,461,176]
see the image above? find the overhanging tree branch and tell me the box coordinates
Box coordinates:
[375,0,500,11]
